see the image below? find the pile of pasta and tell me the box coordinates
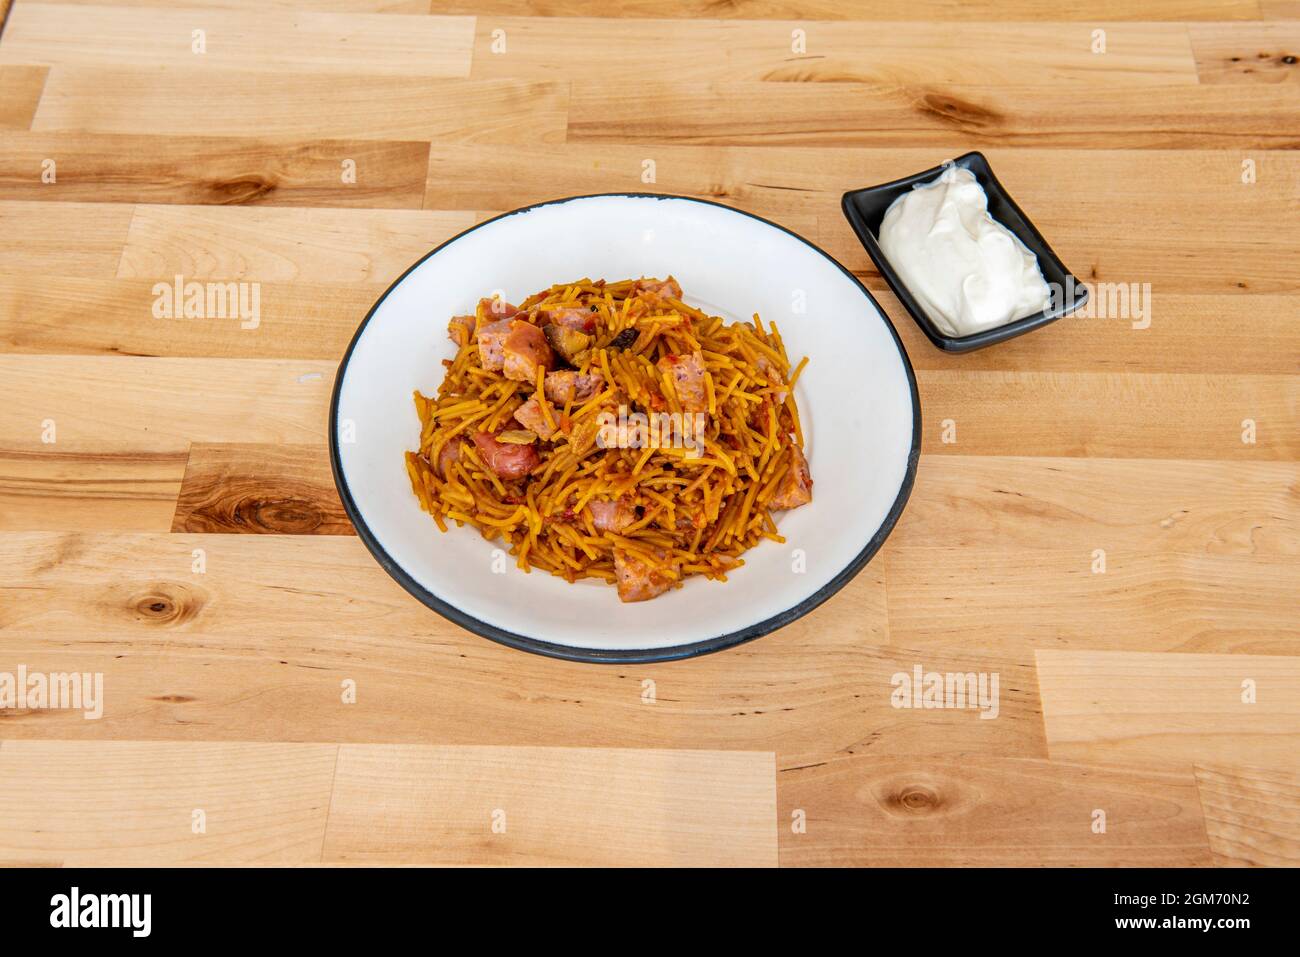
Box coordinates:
[405,277,812,602]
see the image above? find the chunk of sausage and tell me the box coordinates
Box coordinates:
[586,495,637,533]
[613,548,674,603]
[657,351,709,413]
[479,297,518,321]
[434,437,465,479]
[502,320,554,382]
[477,318,513,372]
[472,431,539,480]
[544,369,605,405]
[769,446,812,510]
[633,277,682,303]
[512,395,558,441]
[542,305,597,334]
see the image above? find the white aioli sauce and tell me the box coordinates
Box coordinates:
[878,166,1051,338]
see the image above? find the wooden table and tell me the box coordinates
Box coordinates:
[0,0,1296,867]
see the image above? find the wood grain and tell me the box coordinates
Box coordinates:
[0,449,186,531]
[569,82,1300,149]
[887,547,1299,656]
[0,200,132,276]
[1037,651,1300,769]
[0,740,337,865]
[0,64,45,128]
[894,456,1299,556]
[1,4,476,76]
[915,371,1299,460]
[116,205,475,283]
[33,68,569,141]
[0,531,1048,759]
[0,133,431,207]
[20,0,1272,18]
[1190,22,1300,82]
[0,356,334,452]
[0,274,383,357]
[171,443,349,534]
[1194,763,1300,866]
[322,745,777,866]
[778,754,1213,866]
[471,20,1198,87]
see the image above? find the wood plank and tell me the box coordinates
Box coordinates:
[0,200,132,276]
[0,741,337,865]
[116,205,474,283]
[778,754,1213,866]
[1037,650,1300,770]
[915,370,1299,460]
[1195,763,1300,866]
[569,81,1300,149]
[19,0,1270,18]
[0,64,45,129]
[0,274,382,357]
[322,745,777,865]
[33,68,568,141]
[0,4,475,76]
[171,443,351,534]
[0,532,1047,759]
[1191,22,1300,83]
[0,449,186,531]
[887,547,1299,656]
[0,356,333,452]
[1260,0,1300,16]
[0,134,430,207]
[894,456,1299,556]
[471,19,1197,87]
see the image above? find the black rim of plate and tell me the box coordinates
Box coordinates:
[328,192,923,664]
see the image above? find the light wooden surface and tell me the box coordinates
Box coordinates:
[0,0,1297,867]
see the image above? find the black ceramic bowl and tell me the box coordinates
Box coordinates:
[842,151,1088,353]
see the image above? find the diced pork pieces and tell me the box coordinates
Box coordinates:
[657,351,709,413]
[586,495,637,533]
[479,297,518,320]
[502,321,554,382]
[543,370,604,405]
[632,277,683,303]
[512,396,558,441]
[541,305,597,334]
[476,318,512,372]
[769,446,812,510]
[471,431,539,480]
[434,437,465,480]
[613,548,674,603]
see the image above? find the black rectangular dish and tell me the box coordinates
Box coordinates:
[842,151,1088,353]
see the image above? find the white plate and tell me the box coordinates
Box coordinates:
[330,194,920,662]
